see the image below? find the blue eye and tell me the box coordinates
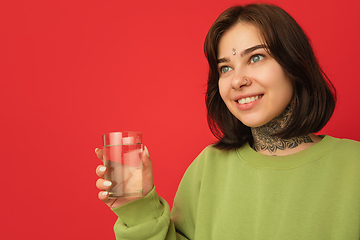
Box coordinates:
[220,66,233,73]
[250,54,264,63]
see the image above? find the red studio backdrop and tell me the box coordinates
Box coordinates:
[0,0,359,239]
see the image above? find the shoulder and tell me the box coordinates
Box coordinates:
[194,145,237,164]
[323,136,360,164]
[330,136,360,153]
[184,145,237,178]
[336,137,360,146]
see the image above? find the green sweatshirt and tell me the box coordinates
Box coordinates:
[112,135,360,239]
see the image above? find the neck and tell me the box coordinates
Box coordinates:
[251,105,314,156]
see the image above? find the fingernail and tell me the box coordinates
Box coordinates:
[95,148,99,153]
[103,181,112,187]
[102,191,108,196]
[99,166,106,172]
[145,146,150,158]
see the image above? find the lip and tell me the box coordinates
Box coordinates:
[234,93,264,101]
[235,93,264,110]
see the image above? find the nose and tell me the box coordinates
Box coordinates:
[230,69,249,89]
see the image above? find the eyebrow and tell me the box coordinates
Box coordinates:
[217,44,268,63]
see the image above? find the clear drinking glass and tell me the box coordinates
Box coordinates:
[102,131,143,198]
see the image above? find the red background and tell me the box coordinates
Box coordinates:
[1,0,359,239]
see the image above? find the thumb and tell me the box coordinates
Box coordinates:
[142,146,154,196]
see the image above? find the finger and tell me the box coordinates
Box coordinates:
[98,191,139,208]
[95,148,103,161]
[142,146,151,170]
[96,165,107,177]
[98,191,110,202]
[96,178,113,191]
[142,146,154,196]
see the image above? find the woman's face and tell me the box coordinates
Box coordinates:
[217,22,293,127]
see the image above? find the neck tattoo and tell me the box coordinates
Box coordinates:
[251,105,313,155]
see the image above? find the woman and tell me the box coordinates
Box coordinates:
[96,4,360,239]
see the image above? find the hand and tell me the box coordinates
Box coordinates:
[95,147,154,208]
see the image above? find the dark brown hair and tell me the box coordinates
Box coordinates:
[204,3,336,150]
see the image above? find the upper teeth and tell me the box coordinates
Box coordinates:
[237,95,261,104]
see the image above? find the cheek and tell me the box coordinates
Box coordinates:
[218,78,229,101]
[282,79,294,102]
[271,69,293,100]
[276,82,294,110]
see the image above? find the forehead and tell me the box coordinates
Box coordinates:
[218,23,263,56]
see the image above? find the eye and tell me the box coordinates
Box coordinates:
[220,66,233,74]
[250,54,264,63]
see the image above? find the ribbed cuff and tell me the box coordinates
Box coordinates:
[111,186,164,227]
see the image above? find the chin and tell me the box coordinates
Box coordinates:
[239,118,272,128]
[242,123,265,128]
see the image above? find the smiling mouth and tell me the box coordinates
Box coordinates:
[237,94,263,104]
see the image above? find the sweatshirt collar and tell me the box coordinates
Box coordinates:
[236,135,339,170]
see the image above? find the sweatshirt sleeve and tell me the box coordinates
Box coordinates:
[111,186,190,240]
[111,146,209,240]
